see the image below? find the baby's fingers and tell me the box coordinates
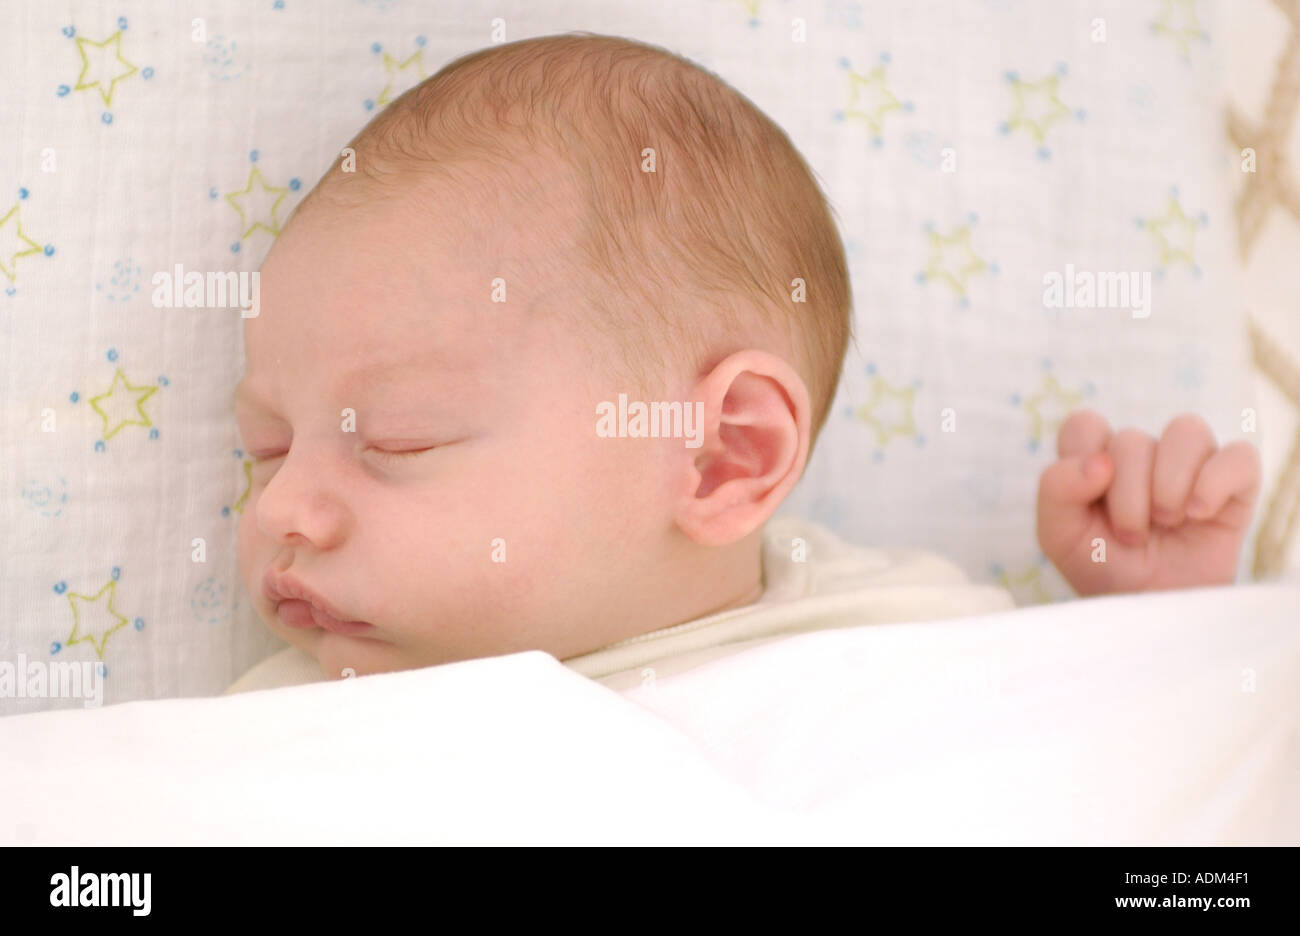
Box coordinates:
[1057,408,1112,459]
[1186,441,1262,523]
[1151,414,1217,527]
[1105,429,1157,546]
[1036,451,1114,560]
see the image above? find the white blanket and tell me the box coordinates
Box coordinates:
[3,582,1297,844]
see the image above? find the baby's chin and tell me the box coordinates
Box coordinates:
[259,612,396,679]
[308,630,407,680]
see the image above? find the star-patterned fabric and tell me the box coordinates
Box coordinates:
[0,0,1260,713]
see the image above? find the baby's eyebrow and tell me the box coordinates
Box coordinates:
[339,350,453,390]
[232,351,455,415]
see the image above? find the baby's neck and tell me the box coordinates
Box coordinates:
[562,530,764,659]
[702,575,763,617]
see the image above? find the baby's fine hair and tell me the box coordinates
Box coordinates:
[300,32,852,446]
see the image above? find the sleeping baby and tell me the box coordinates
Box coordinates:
[226,33,1261,694]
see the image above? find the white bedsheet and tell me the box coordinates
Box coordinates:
[2,582,1297,844]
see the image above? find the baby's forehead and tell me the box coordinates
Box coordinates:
[247,193,580,385]
[310,159,584,274]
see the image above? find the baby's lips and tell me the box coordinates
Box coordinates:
[275,598,319,630]
[306,603,376,635]
[274,598,375,635]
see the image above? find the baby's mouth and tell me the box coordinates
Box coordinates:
[275,599,375,636]
[263,568,375,636]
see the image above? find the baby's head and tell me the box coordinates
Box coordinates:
[235,33,851,679]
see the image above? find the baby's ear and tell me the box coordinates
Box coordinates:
[674,350,811,547]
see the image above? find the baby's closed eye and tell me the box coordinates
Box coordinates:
[365,443,439,465]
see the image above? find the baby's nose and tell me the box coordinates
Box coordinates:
[254,450,350,549]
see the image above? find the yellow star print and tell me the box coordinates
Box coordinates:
[1152,0,1207,57]
[1023,373,1082,447]
[376,49,427,109]
[844,66,903,138]
[0,203,43,282]
[225,167,289,239]
[89,368,158,440]
[1006,74,1070,144]
[1146,196,1198,267]
[854,376,916,446]
[233,459,253,514]
[996,566,1052,605]
[66,580,130,660]
[924,225,988,297]
[74,31,139,107]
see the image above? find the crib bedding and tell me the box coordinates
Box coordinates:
[3,580,1296,845]
[0,0,1261,712]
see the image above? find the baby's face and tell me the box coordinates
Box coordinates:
[235,177,677,678]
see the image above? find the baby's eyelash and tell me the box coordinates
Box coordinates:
[247,446,437,465]
[368,445,436,464]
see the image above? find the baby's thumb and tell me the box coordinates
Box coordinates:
[1036,452,1113,556]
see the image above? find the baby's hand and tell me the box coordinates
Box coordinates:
[1036,409,1261,596]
